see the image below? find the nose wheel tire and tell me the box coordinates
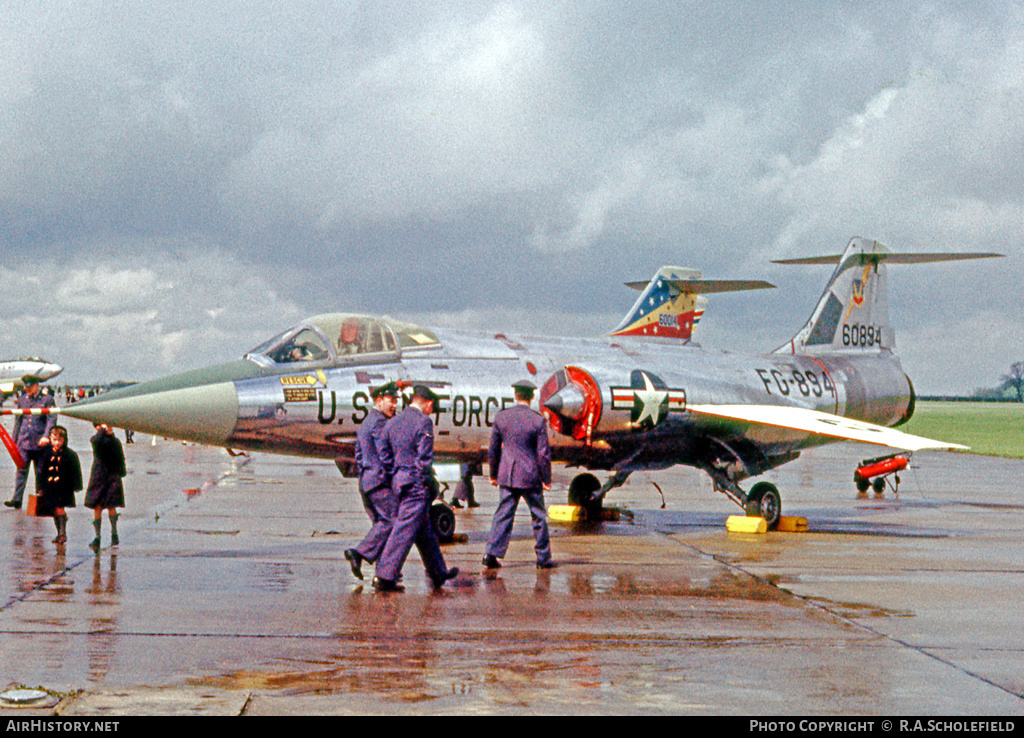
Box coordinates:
[430,501,456,543]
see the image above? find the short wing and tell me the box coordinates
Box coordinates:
[688,404,968,452]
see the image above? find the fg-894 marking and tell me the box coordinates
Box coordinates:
[755,367,836,398]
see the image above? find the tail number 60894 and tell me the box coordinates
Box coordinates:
[842,323,882,347]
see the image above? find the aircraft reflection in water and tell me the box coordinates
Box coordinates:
[55,238,1001,529]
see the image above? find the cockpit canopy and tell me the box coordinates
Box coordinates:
[244,314,440,367]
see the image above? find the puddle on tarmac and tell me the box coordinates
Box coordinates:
[186,557,813,703]
[802,596,914,620]
[545,568,796,604]
[958,501,1024,511]
[808,521,953,538]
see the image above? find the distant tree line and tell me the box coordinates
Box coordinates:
[968,361,1024,402]
[1003,362,1024,402]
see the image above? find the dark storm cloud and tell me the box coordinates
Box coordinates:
[1,1,1022,392]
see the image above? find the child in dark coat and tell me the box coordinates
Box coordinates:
[84,423,126,552]
[37,426,82,545]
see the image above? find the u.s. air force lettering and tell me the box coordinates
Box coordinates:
[316,389,516,427]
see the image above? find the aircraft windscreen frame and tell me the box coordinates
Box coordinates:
[243,313,441,367]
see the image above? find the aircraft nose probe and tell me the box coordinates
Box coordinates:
[60,381,240,446]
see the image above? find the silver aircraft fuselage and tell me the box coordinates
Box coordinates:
[51,237,992,525]
[61,320,913,484]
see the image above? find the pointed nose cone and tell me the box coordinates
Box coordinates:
[41,362,63,380]
[543,383,586,420]
[62,381,239,446]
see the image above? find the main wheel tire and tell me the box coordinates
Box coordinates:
[567,473,602,516]
[430,501,457,543]
[748,481,781,530]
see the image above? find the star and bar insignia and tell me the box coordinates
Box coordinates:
[610,370,686,429]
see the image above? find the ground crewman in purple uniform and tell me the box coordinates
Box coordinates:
[372,385,459,592]
[5,377,56,510]
[482,380,556,571]
[345,381,399,580]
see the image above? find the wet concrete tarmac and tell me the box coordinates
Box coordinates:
[1,418,1022,715]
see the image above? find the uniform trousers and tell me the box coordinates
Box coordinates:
[375,482,448,583]
[354,483,395,563]
[485,485,552,564]
[12,449,45,505]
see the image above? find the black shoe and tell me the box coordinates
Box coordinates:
[450,499,463,509]
[431,567,459,589]
[468,501,480,508]
[536,561,558,570]
[344,549,364,580]
[111,534,119,547]
[372,577,404,593]
[481,554,501,569]
[4,500,21,509]
[89,537,100,553]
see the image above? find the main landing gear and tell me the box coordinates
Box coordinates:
[564,469,783,530]
[743,481,782,530]
[566,473,604,517]
[704,466,784,530]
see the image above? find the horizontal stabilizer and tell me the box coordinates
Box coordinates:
[624,279,775,294]
[773,252,1003,266]
[688,403,968,452]
[773,238,1004,356]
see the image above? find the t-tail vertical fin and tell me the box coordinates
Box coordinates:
[609,266,773,342]
[773,237,1003,356]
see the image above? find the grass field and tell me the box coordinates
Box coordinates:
[900,401,1024,458]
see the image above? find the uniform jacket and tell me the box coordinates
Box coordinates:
[12,392,56,451]
[355,407,391,492]
[38,447,83,511]
[85,430,126,508]
[380,406,434,491]
[488,403,551,489]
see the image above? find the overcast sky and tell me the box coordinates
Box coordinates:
[2,1,1021,394]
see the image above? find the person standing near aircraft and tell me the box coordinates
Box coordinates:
[5,376,57,510]
[449,463,479,508]
[372,385,459,592]
[344,381,399,580]
[36,426,82,545]
[482,380,555,571]
[85,422,127,552]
